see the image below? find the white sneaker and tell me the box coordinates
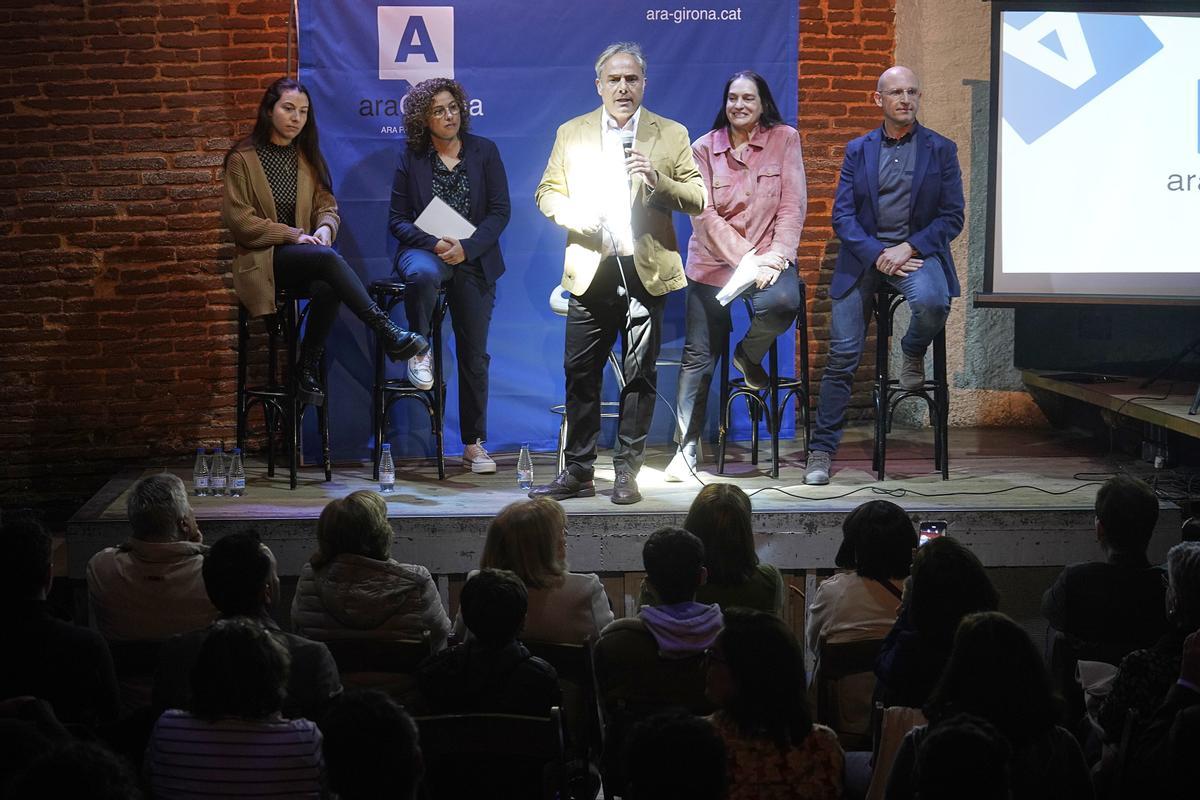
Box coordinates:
[407,351,434,390]
[463,439,497,474]
[664,447,698,482]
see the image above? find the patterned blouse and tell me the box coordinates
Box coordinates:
[1097,629,1187,742]
[431,147,471,220]
[256,141,299,227]
[708,713,844,800]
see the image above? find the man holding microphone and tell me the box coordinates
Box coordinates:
[531,42,706,505]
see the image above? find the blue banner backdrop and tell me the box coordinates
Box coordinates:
[297,0,799,463]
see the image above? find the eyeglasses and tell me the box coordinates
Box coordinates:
[431,104,460,119]
[882,88,920,99]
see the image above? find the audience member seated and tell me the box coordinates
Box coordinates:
[0,697,70,790]
[885,611,1093,800]
[6,741,143,800]
[706,608,844,800]
[417,569,560,716]
[624,710,727,800]
[909,714,1011,800]
[874,536,998,709]
[321,689,423,800]
[153,531,342,722]
[1042,475,1167,654]
[1,520,120,726]
[1123,630,1200,800]
[86,473,217,641]
[453,497,613,643]
[291,490,452,648]
[808,499,914,648]
[144,618,323,798]
[638,484,784,614]
[1097,541,1200,743]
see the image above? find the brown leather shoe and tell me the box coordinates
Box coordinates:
[611,471,642,505]
[528,469,596,500]
[733,343,769,391]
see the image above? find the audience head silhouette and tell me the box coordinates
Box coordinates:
[189,617,290,721]
[313,490,392,568]
[925,611,1059,745]
[913,713,1011,800]
[836,499,917,580]
[909,537,998,646]
[1,518,53,602]
[321,689,423,800]
[7,741,143,800]
[624,710,726,800]
[684,483,759,585]
[1166,540,1200,631]
[706,607,812,748]
[1094,475,1159,555]
[126,473,198,542]
[460,568,528,647]
[202,530,278,617]
[481,497,568,589]
[643,527,707,604]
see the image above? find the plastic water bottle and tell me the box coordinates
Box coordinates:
[192,448,210,496]
[209,449,227,496]
[227,448,245,497]
[379,443,395,493]
[517,443,533,490]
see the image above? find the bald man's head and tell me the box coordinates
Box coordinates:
[875,66,922,133]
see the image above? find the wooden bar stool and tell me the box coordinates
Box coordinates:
[872,284,949,480]
[235,287,331,490]
[717,281,811,478]
[370,279,449,480]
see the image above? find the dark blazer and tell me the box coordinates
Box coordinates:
[830,123,964,300]
[388,132,511,285]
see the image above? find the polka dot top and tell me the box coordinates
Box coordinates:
[257,142,299,228]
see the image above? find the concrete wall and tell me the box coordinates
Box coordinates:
[894,0,1046,428]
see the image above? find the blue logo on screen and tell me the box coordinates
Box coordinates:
[1002,12,1162,144]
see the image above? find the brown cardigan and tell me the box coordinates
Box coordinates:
[220,142,341,316]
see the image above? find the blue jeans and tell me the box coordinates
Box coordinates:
[809,256,950,455]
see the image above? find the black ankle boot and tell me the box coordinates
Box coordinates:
[362,303,428,362]
[296,345,326,407]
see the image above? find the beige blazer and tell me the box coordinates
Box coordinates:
[220,142,340,316]
[535,107,706,297]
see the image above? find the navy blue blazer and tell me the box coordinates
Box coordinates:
[388,132,511,285]
[829,123,964,300]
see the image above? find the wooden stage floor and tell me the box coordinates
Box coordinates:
[68,425,1183,580]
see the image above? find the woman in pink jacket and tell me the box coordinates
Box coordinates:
[666,71,807,481]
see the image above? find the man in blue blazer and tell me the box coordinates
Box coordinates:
[389,78,510,474]
[805,66,964,485]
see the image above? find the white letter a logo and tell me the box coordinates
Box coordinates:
[1003,12,1096,90]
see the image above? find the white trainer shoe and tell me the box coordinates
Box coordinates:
[407,351,434,390]
[463,439,497,474]
[664,446,698,482]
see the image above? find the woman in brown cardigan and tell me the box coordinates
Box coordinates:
[222,77,427,406]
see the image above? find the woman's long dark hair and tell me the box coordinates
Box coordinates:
[715,608,813,749]
[684,483,758,584]
[710,70,785,132]
[226,77,332,191]
[924,612,1061,746]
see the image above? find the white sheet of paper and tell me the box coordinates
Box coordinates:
[716,258,760,306]
[414,195,476,240]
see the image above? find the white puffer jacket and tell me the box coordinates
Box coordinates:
[290,554,452,650]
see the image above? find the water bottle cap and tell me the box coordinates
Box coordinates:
[382,443,391,451]
[232,448,241,454]
[196,447,205,453]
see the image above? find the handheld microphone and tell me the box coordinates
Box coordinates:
[619,130,635,187]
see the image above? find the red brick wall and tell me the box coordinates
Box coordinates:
[0,1,893,520]
[0,1,294,517]
[797,0,896,414]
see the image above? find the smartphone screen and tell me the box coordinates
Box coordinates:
[918,520,947,546]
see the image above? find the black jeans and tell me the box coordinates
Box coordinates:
[272,244,373,354]
[673,269,801,447]
[563,256,665,478]
[394,248,496,444]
